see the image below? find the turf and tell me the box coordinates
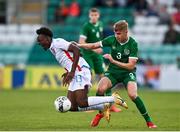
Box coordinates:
[0,89,179,131]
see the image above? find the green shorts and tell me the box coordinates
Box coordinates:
[83,53,104,74]
[104,71,136,88]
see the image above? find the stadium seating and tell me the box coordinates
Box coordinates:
[139,45,180,64]
[0,24,41,45]
[0,0,179,66]
[0,44,32,65]
[132,16,168,45]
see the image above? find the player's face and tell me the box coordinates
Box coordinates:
[37,35,51,50]
[114,30,128,42]
[89,12,100,24]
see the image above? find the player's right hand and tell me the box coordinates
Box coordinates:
[103,54,114,63]
[62,71,75,86]
[62,72,68,86]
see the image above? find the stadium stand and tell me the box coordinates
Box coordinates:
[132,16,168,45]
[0,0,180,66]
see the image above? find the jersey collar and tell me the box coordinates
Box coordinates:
[89,21,99,27]
[117,37,129,45]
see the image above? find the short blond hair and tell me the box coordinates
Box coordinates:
[89,8,100,13]
[113,20,128,31]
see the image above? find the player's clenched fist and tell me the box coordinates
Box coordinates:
[103,54,114,63]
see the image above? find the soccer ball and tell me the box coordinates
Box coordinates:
[54,96,71,112]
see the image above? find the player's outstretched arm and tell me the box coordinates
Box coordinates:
[103,54,137,70]
[72,41,103,54]
[77,42,101,49]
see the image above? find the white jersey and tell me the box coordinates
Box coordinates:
[49,38,90,72]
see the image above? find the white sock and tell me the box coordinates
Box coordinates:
[88,96,114,106]
[78,104,105,111]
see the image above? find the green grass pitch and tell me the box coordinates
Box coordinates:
[0,88,180,131]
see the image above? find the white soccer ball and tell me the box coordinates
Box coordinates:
[54,96,71,112]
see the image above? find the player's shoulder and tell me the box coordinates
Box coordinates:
[102,35,116,44]
[52,38,69,46]
[105,35,116,40]
[129,36,138,45]
[82,22,90,28]
[53,38,66,43]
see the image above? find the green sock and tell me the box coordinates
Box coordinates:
[133,96,152,122]
[105,89,112,96]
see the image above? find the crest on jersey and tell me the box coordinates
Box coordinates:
[124,49,130,55]
[112,46,116,50]
[92,29,95,32]
[100,27,103,32]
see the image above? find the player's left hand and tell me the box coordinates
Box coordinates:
[103,54,114,63]
[62,71,75,86]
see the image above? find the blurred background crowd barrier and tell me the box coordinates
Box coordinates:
[0,0,180,91]
[0,66,66,90]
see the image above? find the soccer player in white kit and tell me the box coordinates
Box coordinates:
[36,27,127,123]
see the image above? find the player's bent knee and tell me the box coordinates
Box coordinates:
[70,106,78,111]
[97,87,107,95]
[128,93,137,100]
[77,102,88,108]
[76,100,88,108]
[98,88,105,95]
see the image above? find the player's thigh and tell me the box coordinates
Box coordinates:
[123,72,138,100]
[97,76,113,94]
[74,87,89,107]
[104,72,118,87]
[67,90,78,111]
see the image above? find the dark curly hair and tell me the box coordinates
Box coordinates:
[36,27,53,38]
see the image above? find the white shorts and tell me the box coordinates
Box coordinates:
[68,67,92,92]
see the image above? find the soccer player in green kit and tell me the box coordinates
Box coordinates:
[78,20,157,128]
[79,8,121,112]
[79,8,104,78]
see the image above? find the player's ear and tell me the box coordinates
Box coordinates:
[97,13,100,18]
[36,36,40,43]
[47,36,52,42]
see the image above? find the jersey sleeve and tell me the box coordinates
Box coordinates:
[80,24,88,39]
[54,38,71,51]
[101,36,114,47]
[129,40,138,59]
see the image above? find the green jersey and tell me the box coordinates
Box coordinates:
[101,35,138,74]
[80,21,103,55]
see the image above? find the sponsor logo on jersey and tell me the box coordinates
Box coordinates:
[124,49,130,55]
[92,29,95,32]
[112,46,116,50]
